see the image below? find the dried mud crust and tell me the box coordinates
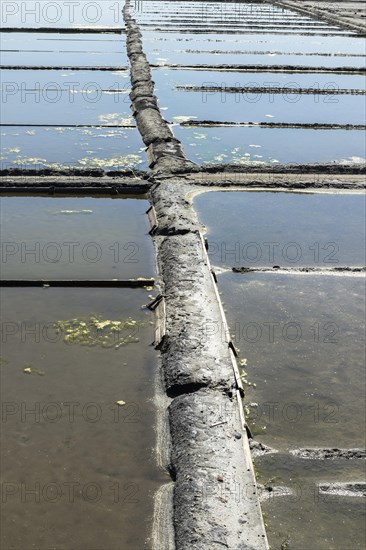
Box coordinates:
[169,389,269,550]
[271,0,366,34]
[151,182,236,393]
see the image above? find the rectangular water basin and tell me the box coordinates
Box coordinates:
[1,126,148,171]
[0,196,155,280]
[174,125,366,165]
[194,191,366,268]
[0,286,164,549]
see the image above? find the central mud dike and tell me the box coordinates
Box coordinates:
[0,0,365,549]
[122,3,269,547]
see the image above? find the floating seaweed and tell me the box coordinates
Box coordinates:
[23,366,45,376]
[54,315,144,349]
[56,210,93,215]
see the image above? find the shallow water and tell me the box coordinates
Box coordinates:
[153,70,365,125]
[138,1,365,166]
[0,287,164,550]
[256,452,366,549]
[1,51,128,67]
[1,126,148,170]
[194,191,366,267]
[153,68,366,93]
[218,268,366,549]
[1,0,125,29]
[137,1,348,37]
[0,24,146,171]
[195,188,366,548]
[149,50,366,68]
[143,30,366,56]
[1,68,132,126]
[0,196,155,280]
[175,125,366,164]
[1,32,126,52]
[2,77,132,126]
[219,271,366,449]
[0,31,128,67]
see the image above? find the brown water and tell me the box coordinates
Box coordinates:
[0,287,165,550]
[220,272,366,450]
[256,451,365,549]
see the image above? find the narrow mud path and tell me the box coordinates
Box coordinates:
[123,1,269,548]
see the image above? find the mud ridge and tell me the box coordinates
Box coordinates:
[232,266,366,274]
[290,448,366,460]
[177,85,366,96]
[0,168,149,179]
[1,166,365,192]
[122,1,197,175]
[0,124,136,128]
[0,65,128,71]
[148,181,269,547]
[179,121,366,130]
[318,482,366,497]
[193,163,366,175]
[145,28,358,37]
[152,63,365,74]
[181,49,366,58]
[122,1,270,546]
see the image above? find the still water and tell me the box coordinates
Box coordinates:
[0,196,155,280]
[0,287,165,550]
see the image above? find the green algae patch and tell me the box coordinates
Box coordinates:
[54,315,144,349]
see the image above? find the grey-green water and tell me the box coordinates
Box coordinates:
[0,196,155,280]
[195,191,366,268]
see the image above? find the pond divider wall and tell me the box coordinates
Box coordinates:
[149,181,269,549]
[123,0,198,176]
[122,1,270,546]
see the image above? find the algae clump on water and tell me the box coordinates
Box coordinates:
[54,315,143,349]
